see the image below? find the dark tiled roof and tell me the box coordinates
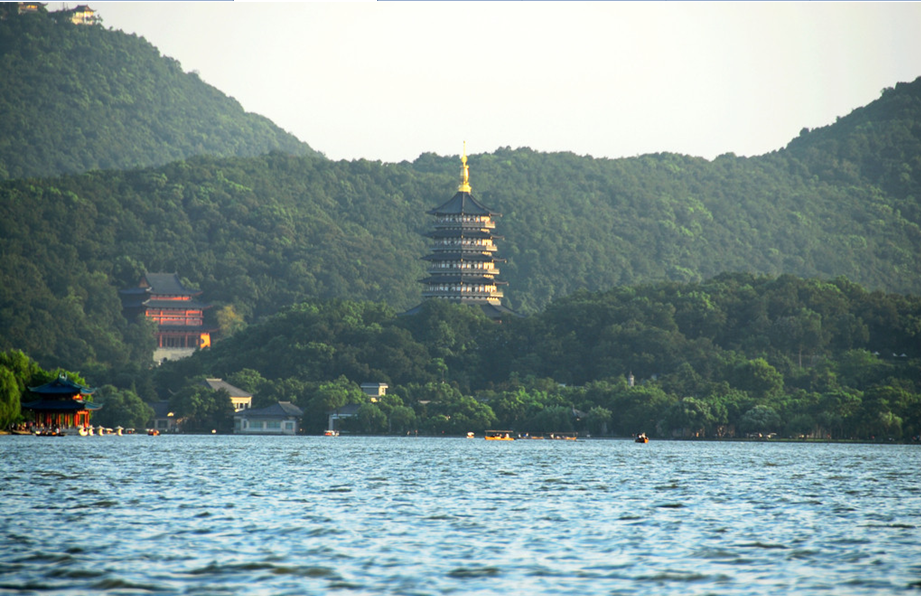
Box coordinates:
[420,275,505,285]
[427,192,499,217]
[235,401,303,418]
[20,399,102,411]
[327,403,361,416]
[141,299,211,310]
[143,273,201,297]
[424,229,498,240]
[422,252,500,262]
[202,378,252,398]
[28,375,94,396]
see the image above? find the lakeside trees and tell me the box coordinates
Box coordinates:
[131,275,917,441]
[4,274,919,440]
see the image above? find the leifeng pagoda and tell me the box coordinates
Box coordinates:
[404,146,518,321]
[120,273,213,363]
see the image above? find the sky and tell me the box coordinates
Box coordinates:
[50,2,921,163]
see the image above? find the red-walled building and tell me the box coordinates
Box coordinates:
[121,273,212,362]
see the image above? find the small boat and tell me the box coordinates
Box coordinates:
[324,429,339,437]
[147,429,160,436]
[635,433,649,443]
[466,432,475,439]
[485,430,515,441]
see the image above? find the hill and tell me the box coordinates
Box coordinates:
[0,6,318,180]
[0,13,920,373]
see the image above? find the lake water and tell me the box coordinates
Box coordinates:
[1,435,919,595]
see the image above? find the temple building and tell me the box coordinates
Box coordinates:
[21,374,101,433]
[405,146,519,321]
[120,273,213,363]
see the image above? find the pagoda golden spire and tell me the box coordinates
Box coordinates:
[458,141,472,193]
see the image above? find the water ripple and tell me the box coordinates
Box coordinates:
[2,436,919,595]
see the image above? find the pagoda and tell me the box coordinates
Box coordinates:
[21,374,101,433]
[406,145,518,320]
[120,273,212,363]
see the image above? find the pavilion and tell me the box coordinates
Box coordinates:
[21,374,101,432]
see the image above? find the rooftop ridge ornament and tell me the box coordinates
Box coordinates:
[458,141,472,193]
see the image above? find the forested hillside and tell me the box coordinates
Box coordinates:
[1,2,920,393]
[0,7,317,180]
[3,77,921,373]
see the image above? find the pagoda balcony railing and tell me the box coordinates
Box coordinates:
[434,216,496,228]
[434,221,496,230]
[432,241,497,251]
[427,267,500,276]
[422,289,504,299]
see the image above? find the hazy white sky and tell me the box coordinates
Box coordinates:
[54,2,921,163]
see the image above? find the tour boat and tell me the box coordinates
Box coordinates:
[485,430,515,441]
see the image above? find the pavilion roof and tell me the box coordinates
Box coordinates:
[28,374,94,396]
[427,191,499,217]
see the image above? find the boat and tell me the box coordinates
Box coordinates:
[466,432,475,439]
[635,433,649,443]
[485,430,515,441]
[324,429,339,437]
[549,432,578,441]
[147,429,160,436]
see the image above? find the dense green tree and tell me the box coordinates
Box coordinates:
[168,382,233,433]
[0,10,318,181]
[739,405,783,436]
[91,385,154,429]
[585,406,613,436]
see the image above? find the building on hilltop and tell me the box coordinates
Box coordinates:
[403,145,519,321]
[120,272,213,363]
[16,2,46,15]
[65,4,96,25]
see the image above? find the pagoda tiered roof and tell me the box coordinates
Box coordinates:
[421,275,507,285]
[427,191,499,217]
[424,229,500,240]
[404,144,521,321]
[422,252,505,262]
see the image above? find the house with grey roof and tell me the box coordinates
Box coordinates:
[233,401,302,435]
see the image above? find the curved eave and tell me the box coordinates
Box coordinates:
[424,229,502,240]
[21,399,102,411]
[427,191,500,217]
[420,275,507,285]
[421,253,505,262]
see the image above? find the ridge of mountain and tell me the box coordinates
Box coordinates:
[0,7,319,180]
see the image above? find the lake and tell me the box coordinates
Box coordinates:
[1,435,919,595]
